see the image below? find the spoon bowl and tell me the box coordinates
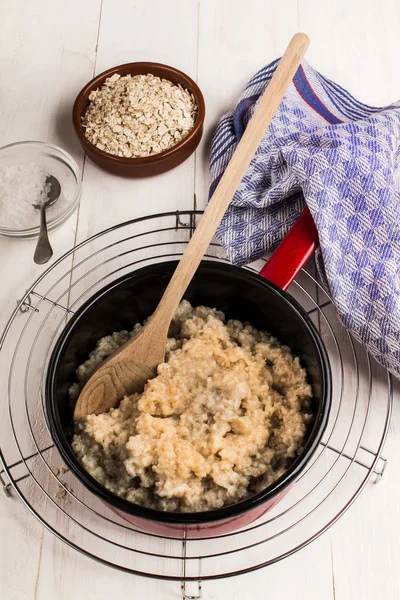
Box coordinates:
[33,174,61,210]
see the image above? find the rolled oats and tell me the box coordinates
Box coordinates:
[82,73,198,158]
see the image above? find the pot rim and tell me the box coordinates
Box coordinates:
[45,260,332,525]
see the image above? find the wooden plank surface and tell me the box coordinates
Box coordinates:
[0,1,399,599]
[0,2,102,600]
[300,3,400,599]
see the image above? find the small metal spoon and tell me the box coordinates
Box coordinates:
[33,175,61,265]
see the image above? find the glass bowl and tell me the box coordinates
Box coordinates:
[0,141,82,238]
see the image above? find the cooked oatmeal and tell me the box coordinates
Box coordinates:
[72,301,313,512]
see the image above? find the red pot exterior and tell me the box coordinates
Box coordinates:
[109,486,290,539]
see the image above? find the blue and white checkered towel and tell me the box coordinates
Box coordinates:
[210,60,400,379]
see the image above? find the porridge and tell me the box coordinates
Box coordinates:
[72,301,313,512]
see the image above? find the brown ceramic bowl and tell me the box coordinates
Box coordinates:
[72,62,205,177]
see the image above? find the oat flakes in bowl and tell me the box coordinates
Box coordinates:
[83,73,197,158]
[73,62,205,177]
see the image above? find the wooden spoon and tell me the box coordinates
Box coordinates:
[74,32,310,420]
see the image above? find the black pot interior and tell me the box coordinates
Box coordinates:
[46,260,331,524]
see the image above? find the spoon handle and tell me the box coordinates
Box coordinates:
[34,204,53,265]
[153,33,310,328]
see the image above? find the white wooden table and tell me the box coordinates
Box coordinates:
[1,1,400,599]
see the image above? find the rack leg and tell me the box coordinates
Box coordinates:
[181,536,202,599]
[181,580,202,600]
[0,472,11,497]
[320,442,388,483]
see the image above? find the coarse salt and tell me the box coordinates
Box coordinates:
[0,162,52,230]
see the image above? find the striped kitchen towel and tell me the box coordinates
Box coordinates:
[210,60,400,379]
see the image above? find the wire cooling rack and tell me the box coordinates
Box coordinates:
[0,211,392,599]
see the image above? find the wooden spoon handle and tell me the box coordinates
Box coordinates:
[153,33,310,328]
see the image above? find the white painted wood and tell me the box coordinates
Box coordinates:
[0,1,399,599]
[0,487,44,600]
[0,0,101,333]
[299,3,400,599]
[195,0,301,209]
[0,2,101,600]
[299,0,400,106]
